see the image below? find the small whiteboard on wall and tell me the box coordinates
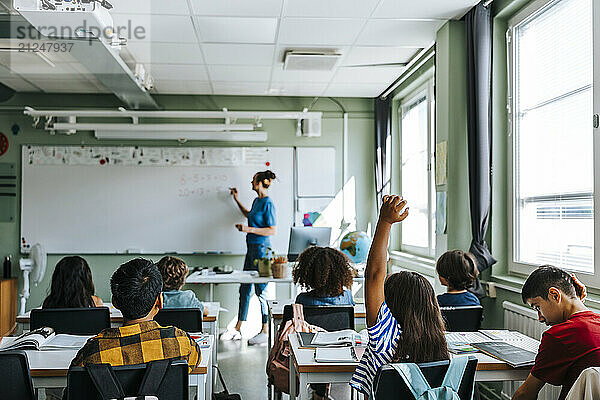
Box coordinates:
[296,147,336,197]
[21,146,294,255]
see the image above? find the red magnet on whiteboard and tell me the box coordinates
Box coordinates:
[265,162,270,167]
[99,159,106,165]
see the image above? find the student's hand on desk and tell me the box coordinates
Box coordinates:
[379,195,409,225]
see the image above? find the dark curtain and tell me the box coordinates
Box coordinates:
[374,97,391,205]
[466,2,496,296]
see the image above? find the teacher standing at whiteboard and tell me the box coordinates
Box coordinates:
[221,170,277,345]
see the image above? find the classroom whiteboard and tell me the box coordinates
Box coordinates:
[21,146,294,255]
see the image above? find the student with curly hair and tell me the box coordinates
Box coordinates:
[292,246,355,400]
[436,250,480,307]
[156,256,207,315]
[293,246,355,306]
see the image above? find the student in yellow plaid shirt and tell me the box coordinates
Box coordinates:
[71,258,200,372]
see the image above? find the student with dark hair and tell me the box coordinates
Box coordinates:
[293,246,355,400]
[436,250,480,307]
[350,195,449,396]
[223,170,277,345]
[513,265,598,400]
[70,258,200,372]
[293,246,355,306]
[43,256,103,309]
[156,256,207,315]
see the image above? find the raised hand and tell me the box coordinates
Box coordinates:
[379,195,409,225]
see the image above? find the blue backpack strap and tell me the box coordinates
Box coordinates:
[391,363,432,399]
[440,357,470,396]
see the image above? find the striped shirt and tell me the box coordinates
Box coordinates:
[350,302,401,397]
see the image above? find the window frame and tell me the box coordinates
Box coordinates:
[398,79,436,258]
[507,0,598,286]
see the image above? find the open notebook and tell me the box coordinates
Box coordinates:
[0,327,90,351]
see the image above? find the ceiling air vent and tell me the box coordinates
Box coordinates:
[283,50,341,71]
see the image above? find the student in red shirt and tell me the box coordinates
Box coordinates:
[513,265,599,400]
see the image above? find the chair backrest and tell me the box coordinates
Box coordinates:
[374,357,478,400]
[154,308,203,332]
[440,306,483,332]
[66,359,188,400]
[0,351,35,400]
[30,307,111,335]
[281,305,354,331]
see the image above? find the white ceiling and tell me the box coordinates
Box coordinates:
[0,0,479,98]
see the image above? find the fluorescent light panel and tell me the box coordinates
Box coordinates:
[52,123,255,132]
[94,130,268,142]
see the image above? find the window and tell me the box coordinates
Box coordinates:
[400,81,436,258]
[508,0,595,277]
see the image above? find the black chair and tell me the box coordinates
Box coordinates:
[0,351,36,400]
[440,306,484,332]
[373,357,478,400]
[30,307,110,335]
[66,359,188,400]
[155,308,203,332]
[281,304,354,331]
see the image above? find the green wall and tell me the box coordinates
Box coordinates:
[0,94,376,326]
[436,21,471,253]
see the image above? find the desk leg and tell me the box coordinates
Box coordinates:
[268,315,273,400]
[197,375,205,400]
[209,284,214,302]
[289,356,297,399]
[298,372,308,400]
[206,363,213,400]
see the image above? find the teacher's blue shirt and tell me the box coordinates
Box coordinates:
[246,196,276,245]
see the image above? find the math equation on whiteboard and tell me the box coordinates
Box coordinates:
[178,173,229,198]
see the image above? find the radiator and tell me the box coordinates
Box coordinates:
[501,301,562,400]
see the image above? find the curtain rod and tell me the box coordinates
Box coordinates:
[379,43,435,99]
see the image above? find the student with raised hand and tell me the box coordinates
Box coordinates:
[293,246,355,400]
[436,250,481,307]
[350,195,449,396]
[156,256,208,315]
[42,256,103,309]
[71,258,200,373]
[513,266,599,400]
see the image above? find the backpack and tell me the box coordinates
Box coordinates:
[82,359,172,400]
[266,303,325,394]
[385,357,470,400]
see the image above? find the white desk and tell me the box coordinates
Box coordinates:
[288,334,536,400]
[4,335,214,400]
[266,300,367,400]
[16,302,221,370]
[186,270,296,301]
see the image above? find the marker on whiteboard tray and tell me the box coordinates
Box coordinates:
[126,248,142,254]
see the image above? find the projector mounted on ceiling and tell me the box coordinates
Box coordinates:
[283,50,342,71]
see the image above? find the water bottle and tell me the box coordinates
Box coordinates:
[3,255,11,279]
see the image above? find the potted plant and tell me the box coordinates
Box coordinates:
[271,255,289,279]
[254,247,274,277]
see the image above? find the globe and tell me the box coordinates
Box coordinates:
[340,231,372,264]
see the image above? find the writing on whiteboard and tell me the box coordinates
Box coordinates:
[178,172,230,198]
